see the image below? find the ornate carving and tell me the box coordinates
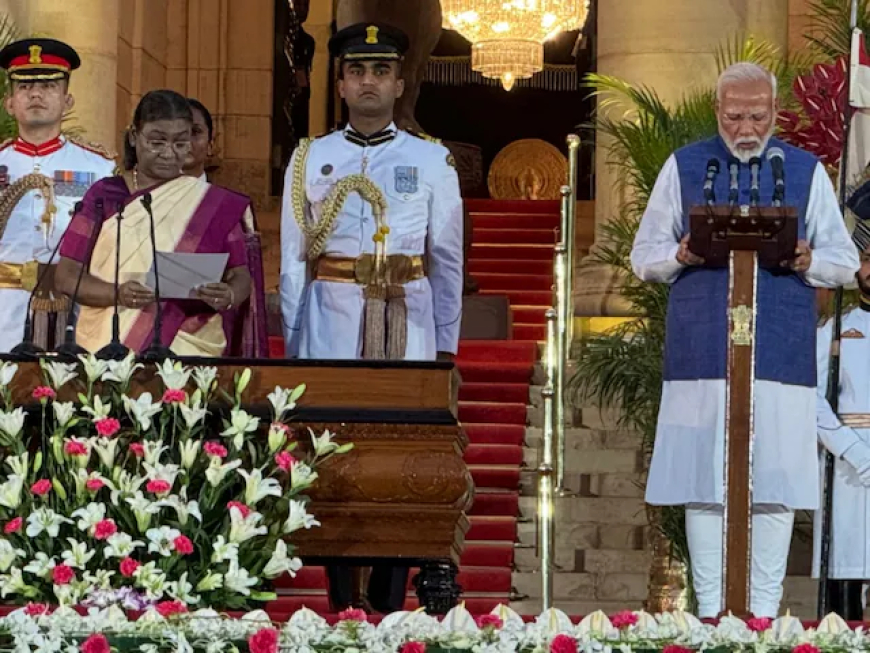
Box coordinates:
[730,305,753,346]
[488,139,569,200]
[413,561,462,615]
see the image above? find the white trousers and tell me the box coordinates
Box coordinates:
[685,503,795,618]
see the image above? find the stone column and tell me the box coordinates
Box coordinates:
[576,0,789,317]
[11,0,120,151]
[307,0,335,136]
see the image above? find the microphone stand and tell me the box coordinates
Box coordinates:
[56,199,104,362]
[139,193,173,362]
[96,203,132,361]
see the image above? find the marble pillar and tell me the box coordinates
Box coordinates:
[575,0,789,317]
[307,0,335,136]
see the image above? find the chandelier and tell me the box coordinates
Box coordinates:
[441,0,589,91]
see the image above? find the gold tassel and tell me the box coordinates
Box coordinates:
[362,284,387,360]
[386,284,407,360]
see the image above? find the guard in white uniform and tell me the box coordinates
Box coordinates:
[813,185,870,619]
[0,38,115,352]
[279,23,463,614]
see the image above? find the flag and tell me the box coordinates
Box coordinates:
[848,28,870,192]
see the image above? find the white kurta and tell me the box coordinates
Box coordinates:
[279,123,464,360]
[0,137,114,353]
[634,155,859,509]
[813,307,870,578]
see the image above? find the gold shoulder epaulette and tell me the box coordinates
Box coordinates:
[406,129,442,145]
[65,134,116,161]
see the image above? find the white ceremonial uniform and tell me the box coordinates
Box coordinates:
[280,123,464,360]
[0,136,114,352]
[632,154,858,617]
[813,307,870,579]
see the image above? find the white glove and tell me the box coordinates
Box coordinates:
[841,440,870,486]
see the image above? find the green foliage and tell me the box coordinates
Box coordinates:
[0,14,19,143]
[805,0,870,59]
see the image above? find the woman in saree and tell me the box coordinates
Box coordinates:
[55,89,268,357]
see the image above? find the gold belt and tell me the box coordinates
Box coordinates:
[839,414,870,428]
[0,261,43,292]
[313,254,425,285]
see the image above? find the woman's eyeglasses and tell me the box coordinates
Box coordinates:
[141,139,191,156]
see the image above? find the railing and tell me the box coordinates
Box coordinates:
[537,134,581,610]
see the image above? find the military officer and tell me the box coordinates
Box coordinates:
[279,23,463,612]
[0,38,115,352]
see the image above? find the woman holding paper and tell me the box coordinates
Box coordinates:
[55,90,263,357]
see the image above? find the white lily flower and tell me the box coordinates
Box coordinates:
[123,393,162,431]
[61,538,96,569]
[77,354,109,384]
[74,469,115,497]
[0,362,18,387]
[195,572,223,592]
[267,422,289,453]
[139,568,169,600]
[110,470,146,504]
[52,401,75,428]
[0,476,22,510]
[81,395,111,420]
[5,452,27,478]
[83,569,114,590]
[91,437,119,469]
[237,468,282,506]
[169,572,200,605]
[126,491,160,531]
[23,552,56,578]
[228,509,267,544]
[146,526,181,557]
[283,499,321,534]
[263,540,303,579]
[154,495,202,527]
[143,461,180,488]
[205,457,242,488]
[103,532,145,558]
[26,508,72,538]
[71,502,106,533]
[178,439,201,469]
[142,440,169,466]
[0,539,24,572]
[101,352,143,385]
[267,385,296,421]
[40,360,77,389]
[0,568,28,598]
[179,399,208,431]
[0,408,26,440]
[193,366,218,395]
[310,428,340,456]
[224,561,258,596]
[156,359,191,390]
[290,460,318,491]
[133,561,159,584]
[210,536,239,564]
[221,408,260,450]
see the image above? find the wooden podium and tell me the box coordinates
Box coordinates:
[2,356,473,613]
[688,204,797,615]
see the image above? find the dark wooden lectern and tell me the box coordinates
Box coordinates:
[688,205,797,615]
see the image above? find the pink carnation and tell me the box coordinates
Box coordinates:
[401,644,426,653]
[747,617,772,632]
[475,614,503,629]
[793,646,821,653]
[32,386,55,401]
[4,517,21,534]
[248,628,280,653]
[52,564,74,585]
[119,557,140,577]
[611,611,638,629]
[204,441,228,458]
[162,389,186,404]
[174,535,194,555]
[146,479,171,495]
[551,635,578,653]
[662,646,694,653]
[24,603,50,616]
[64,440,88,457]
[129,442,145,457]
[275,451,295,471]
[94,417,120,438]
[86,478,105,492]
[31,479,51,496]
[270,422,292,434]
[81,634,109,653]
[227,501,251,518]
[94,519,117,540]
[338,608,368,622]
[155,600,188,618]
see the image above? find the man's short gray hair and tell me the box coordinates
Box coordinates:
[716,62,777,102]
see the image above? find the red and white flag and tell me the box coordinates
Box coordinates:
[848,28,870,189]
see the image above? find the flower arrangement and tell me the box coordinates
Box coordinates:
[0,354,351,612]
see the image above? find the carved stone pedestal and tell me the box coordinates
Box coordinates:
[413,561,462,615]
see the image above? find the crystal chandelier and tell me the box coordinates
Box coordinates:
[441,0,589,91]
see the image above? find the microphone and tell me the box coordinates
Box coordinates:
[749,157,762,207]
[9,215,73,360]
[95,202,132,361]
[767,147,785,207]
[139,193,173,362]
[56,199,103,362]
[727,157,740,207]
[703,158,720,206]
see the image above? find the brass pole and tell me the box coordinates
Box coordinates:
[565,134,581,349]
[538,308,558,610]
[554,185,571,492]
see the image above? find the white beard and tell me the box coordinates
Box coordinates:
[721,126,775,163]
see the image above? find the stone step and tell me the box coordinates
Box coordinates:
[525,426,641,452]
[582,549,652,575]
[526,403,578,429]
[513,571,648,602]
[517,522,648,552]
[523,448,642,477]
[519,496,647,525]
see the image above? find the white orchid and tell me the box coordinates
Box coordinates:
[5,452,27,478]
[290,460,318,491]
[228,509,267,544]
[60,538,96,569]
[26,508,72,538]
[123,393,162,431]
[310,428,340,456]
[179,397,208,431]
[0,539,24,572]
[154,494,202,526]
[146,526,181,557]
[210,536,239,564]
[52,401,76,428]
[81,395,112,420]
[178,439,201,469]
[101,352,143,386]
[193,366,218,395]
[268,384,305,421]
[205,457,242,488]
[283,499,321,534]
[0,362,18,387]
[263,540,303,579]
[221,408,260,450]
[77,354,109,384]
[91,437,119,469]
[195,572,223,592]
[40,360,77,389]
[103,532,145,559]
[237,468,282,506]
[156,359,191,390]
[71,502,106,533]
[22,552,56,578]
[0,476,23,510]
[224,560,258,596]
[0,407,26,440]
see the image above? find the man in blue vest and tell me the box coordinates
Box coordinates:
[631,61,859,618]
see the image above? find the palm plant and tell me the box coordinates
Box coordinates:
[0,14,19,142]
[806,0,870,59]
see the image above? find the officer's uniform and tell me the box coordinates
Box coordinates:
[279,23,463,612]
[0,39,115,352]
